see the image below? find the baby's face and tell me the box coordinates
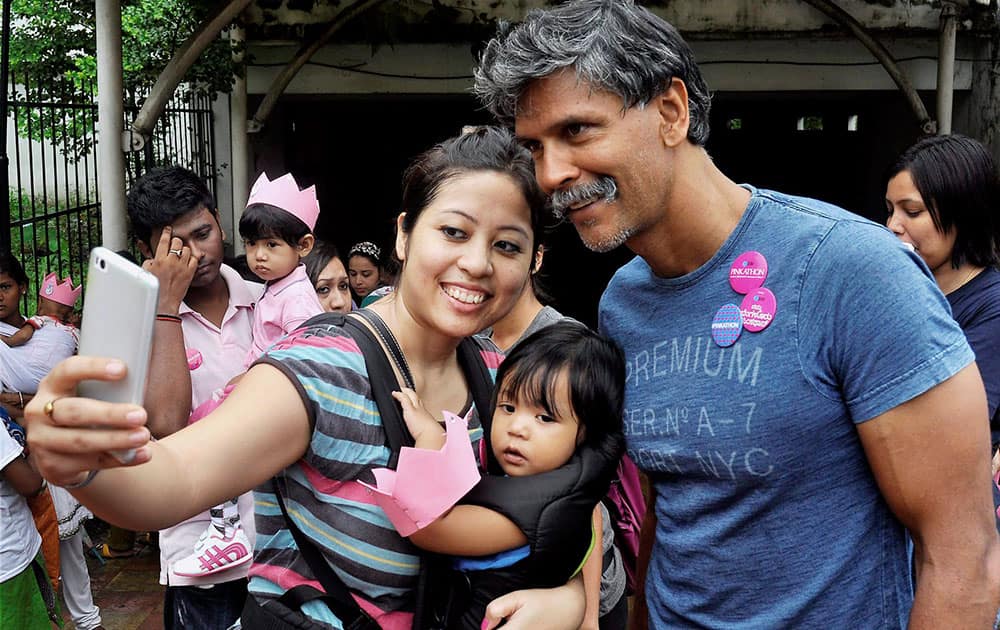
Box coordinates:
[244,236,302,282]
[490,369,582,477]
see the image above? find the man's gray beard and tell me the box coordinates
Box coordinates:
[578,221,637,253]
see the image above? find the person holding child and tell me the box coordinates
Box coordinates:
[172,171,325,579]
[1,272,79,348]
[126,166,261,629]
[26,127,587,629]
[0,259,80,401]
[0,256,102,629]
[383,321,624,629]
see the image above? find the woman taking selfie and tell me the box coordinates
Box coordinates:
[25,127,587,629]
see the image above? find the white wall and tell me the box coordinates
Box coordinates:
[5,113,98,213]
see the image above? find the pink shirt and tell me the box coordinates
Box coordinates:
[159,264,263,587]
[244,264,322,368]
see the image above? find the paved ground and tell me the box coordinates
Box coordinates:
[68,523,164,630]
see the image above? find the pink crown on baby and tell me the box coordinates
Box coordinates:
[40,272,82,306]
[246,172,320,231]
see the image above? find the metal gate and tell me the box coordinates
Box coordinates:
[6,71,215,312]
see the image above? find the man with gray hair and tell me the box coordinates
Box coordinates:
[476,1,1000,628]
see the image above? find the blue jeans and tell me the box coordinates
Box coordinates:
[164,578,248,630]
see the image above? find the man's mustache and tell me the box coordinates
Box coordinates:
[550,177,619,219]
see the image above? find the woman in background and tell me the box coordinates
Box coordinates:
[304,240,353,314]
[347,241,384,303]
[885,133,1000,522]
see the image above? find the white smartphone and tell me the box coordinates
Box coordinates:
[77,247,159,463]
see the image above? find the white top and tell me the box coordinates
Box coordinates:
[0,319,78,393]
[0,429,42,582]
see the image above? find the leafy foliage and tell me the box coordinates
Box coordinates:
[10,0,238,156]
[8,189,100,316]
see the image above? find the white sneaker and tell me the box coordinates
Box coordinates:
[172,526,252,577]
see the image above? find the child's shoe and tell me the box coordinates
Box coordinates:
[172,525,252,577]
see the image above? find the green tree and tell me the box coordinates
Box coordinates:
[10,0,237,157]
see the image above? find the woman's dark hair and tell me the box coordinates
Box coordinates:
[494,321,626,464]
[304,239,342,285]
[887,134,1000,269]
[0,251,29,288]
[239,203,311,246]
[399,126,550,252]
[527,242,557,306]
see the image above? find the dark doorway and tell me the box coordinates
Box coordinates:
[251,89,937,327]
[708,90,934,222]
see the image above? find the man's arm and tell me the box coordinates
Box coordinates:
[858,363,1000,628]
[140,228,197,438]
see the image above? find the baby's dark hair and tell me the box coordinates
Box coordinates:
[239,203,311,246]
[494,321,625,463]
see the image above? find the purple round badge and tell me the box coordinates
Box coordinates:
[740,288,777,333]
[711,303,743,347]
[729,251,768,294]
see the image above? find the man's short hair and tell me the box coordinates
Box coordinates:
[474,0,713,146]
[126,166,217,245]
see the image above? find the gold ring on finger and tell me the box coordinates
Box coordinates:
[43,398,59,418]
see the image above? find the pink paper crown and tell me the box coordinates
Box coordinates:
[39,272,82,306]
[246,172,320,231]
[359,411,480,536]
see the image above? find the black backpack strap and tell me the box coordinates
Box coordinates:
[261,311,407,628]
[341,314,415,465]
[459,338,503,475]
[457,337,493,420]
[353,309,415,389]
[304,311,415,465]
[271,478,379,630]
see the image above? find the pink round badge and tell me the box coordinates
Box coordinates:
[729,251,768,294]
[186,348,203,371]
[711,303,743,347]
[740,288,777,333]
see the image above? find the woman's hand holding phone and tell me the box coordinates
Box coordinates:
[76,248,159,464]
[24,356,152,488]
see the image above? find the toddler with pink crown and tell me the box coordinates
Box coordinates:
[172,172,324,578]
[1,273,81,348]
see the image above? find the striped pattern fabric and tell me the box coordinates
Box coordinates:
[248,322,501,629]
